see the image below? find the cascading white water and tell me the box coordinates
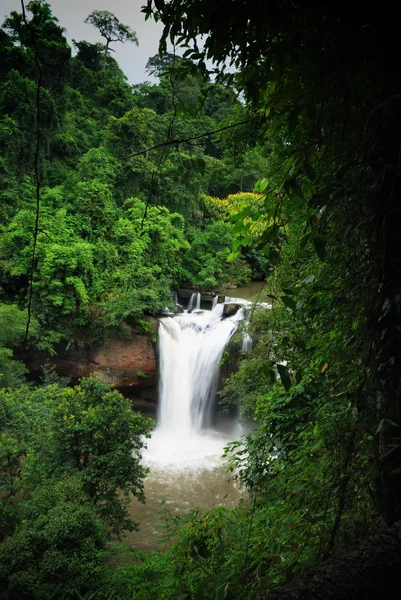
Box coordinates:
[158,308,242,435]
[242,331,253,352]
[187,292,201,311]
[144,300,247,470]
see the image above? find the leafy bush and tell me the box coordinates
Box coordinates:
[0,478,106,600]
[0,377,152,598]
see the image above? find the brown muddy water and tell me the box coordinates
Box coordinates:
[124,438,243,550]
[220,280,267,301]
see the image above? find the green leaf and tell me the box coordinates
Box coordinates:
[281,295,297,310]
[241,236,252,247]
[210,168,227,183]
[232,221,247,234]
[300,233,311,249]
[194,157,206,175]
[300,274,315,284]
[254,178,269,193]
[375,418,401,435]
[196,586,205,600]
[231,206,252,222]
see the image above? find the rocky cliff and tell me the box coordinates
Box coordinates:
[21,334,157,393]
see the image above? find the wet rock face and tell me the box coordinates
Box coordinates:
[223,303,241,317]
[93,337,157,387]
[21,335,157,389]
[176,289,221,304]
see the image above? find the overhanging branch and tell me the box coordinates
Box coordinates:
[121,119,250,160]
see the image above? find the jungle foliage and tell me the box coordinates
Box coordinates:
[1,0,401,599]
[0,0,267,361]
[0,376,151,599]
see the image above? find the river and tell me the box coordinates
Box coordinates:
[220,280,266,301]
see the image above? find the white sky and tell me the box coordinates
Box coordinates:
[0,0,164,83]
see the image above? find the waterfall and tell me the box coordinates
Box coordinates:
[187,292,201,311]
[242,332,253,352]
[158,309,242,436]
[144,301,248,470]
[212,295,219,310]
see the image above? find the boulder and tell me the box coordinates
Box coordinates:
[223,303,242,317]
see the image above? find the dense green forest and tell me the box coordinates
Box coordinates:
[1,1,401,598]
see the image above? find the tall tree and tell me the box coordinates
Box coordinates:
[84,10,138,68]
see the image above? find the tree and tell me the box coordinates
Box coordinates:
[0,304,36,389]
[0,377,152,539]
[72,40,103,71]
[49,377,152,535]
[84,10,138,68]
[0,478,106,600]
[0,1,70,187]
[0,1,267,349]
[145,52,179,76]
[3,0,71,97]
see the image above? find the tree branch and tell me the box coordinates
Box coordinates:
[121,119,250,160]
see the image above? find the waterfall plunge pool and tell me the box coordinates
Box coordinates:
[124,427,243,550]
